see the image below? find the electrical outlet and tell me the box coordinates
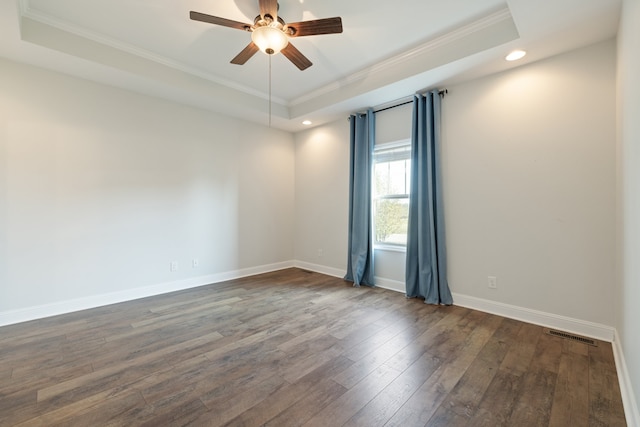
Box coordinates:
[488,276,497,289]
[192,258,199,268]
[170,261,178,272]
[317,249,323,257]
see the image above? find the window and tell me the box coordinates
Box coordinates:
[373,140,411,247]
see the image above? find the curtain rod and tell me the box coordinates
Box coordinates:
[373,100,412,114]
[374,89,448,114]
[348,89,449,119]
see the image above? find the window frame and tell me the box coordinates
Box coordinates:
[372,138,412,251]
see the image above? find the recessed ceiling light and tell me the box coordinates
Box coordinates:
[302,120,312,126]
[505,50,526,61]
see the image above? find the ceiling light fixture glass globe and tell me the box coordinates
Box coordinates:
[251,26,289,55]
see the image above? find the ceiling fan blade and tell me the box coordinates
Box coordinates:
[231,42,260,65]
[259,0,278,19]
[286,17,343,37]
[190,11,252,31]
[281,43,312,71]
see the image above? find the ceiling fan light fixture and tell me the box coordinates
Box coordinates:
[251,26,289,55]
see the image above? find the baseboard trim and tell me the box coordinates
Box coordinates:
[293,260,345,279]
[613,330,640,427]
[374,277,405,293]
[452,293,615,342]
[0,261,294,327]
[290,265,615,342]
[292,262,407,294]
[0,262,617,344]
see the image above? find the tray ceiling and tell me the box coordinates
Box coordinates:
[0,0,622,131]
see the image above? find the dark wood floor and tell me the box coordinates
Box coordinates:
[0,268,626,426]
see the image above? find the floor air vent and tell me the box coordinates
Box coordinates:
[544,328,598,346]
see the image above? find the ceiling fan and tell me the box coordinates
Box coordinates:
[190,0,343,71]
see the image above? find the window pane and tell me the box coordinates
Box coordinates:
[388,160,408,194]
[373,141,411,246]
[374,162,390,195]
[374,143,411,197]
[374,198,409,245]
[374,159,411,196]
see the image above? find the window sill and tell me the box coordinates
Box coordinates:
[374,244,407,253]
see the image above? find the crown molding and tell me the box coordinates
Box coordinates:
[289,7,514,107]
[19,0,287,106]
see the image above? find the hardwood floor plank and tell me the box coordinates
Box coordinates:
[35,329,225,404]
[0,334,68,365]
[280,343,345,384]
[507,369,558,426]
[548,349,589,427]
[303,363,403,427]
[0,390,38,426]
[0,268,626,427]
[334,322,386,349]
[0,319,87,346]
[129,298,237,329]
[344,304,446,362]
[196,351,291,411]
[426,316,518,425]
[148,294,244,315]
[135,347,271,409]
[588,343,627,426]
[468,370,524,426]
[277,325,330,353]
[343,352,442,427]
[0,367,11,381]
[222,354,354,427]
[202,329,295,365]
[331,332,412,389]
[501,332,566,426]
[4,359,94,392]
[530,333,564,372]
[332,306,465,390]
[222,355,353,427]
[49,390,150,427]
[13,389,146,427]
[385,314,504,427]
[195,374,288,426]
[263,379,348,427]
[498,322,542,376]
[138,398,210,427]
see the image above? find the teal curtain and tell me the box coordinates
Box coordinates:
[345,109,375,287]
[405,91,452,304]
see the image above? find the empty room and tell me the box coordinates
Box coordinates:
[1,0,639,425]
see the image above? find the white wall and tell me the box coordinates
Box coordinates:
[0,57,295,319]
[443,39,616,327]
[617,0,640,421]
[294,119,350,275]
[295,40,617,331]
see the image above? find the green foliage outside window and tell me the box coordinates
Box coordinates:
[375,199,409,244]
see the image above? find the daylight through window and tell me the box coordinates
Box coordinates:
[373,141,411,246]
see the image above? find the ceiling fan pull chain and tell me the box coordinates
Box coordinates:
[269,54,272,128]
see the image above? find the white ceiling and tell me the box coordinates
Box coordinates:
[0,0,621,132]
